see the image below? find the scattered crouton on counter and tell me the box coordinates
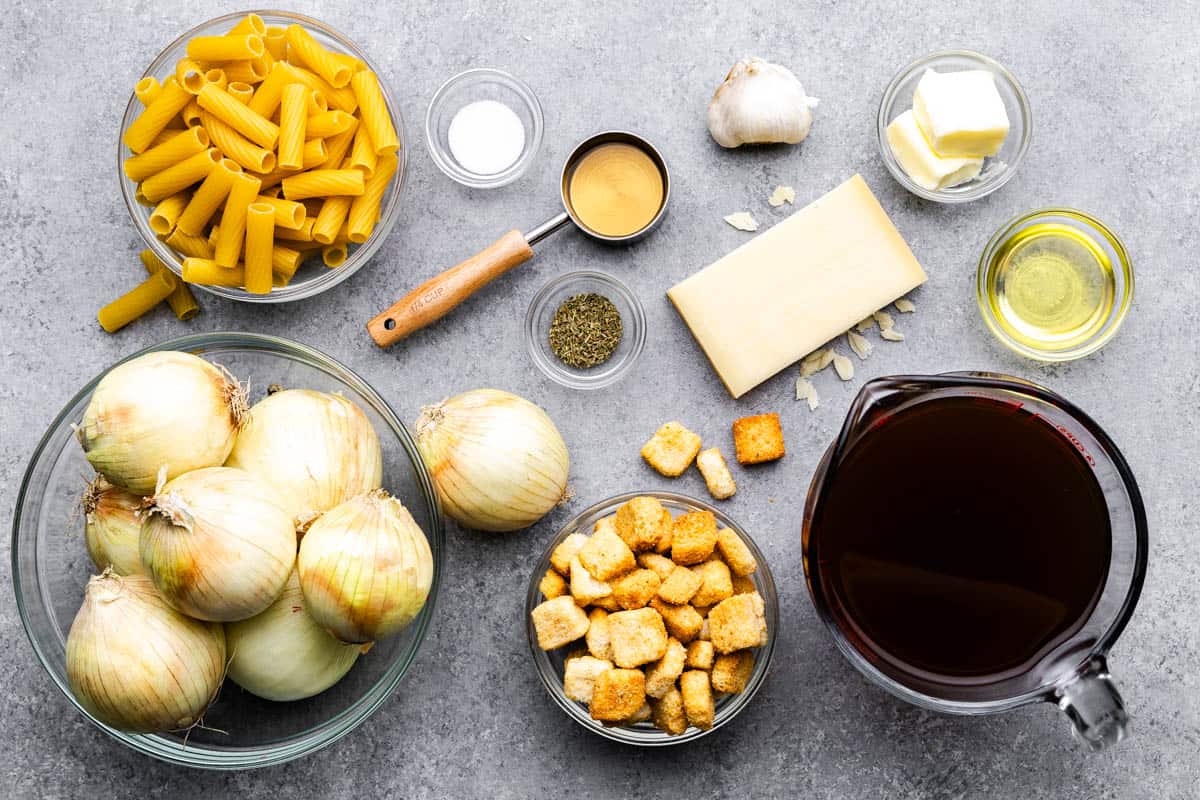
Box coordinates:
[732,413,786,465]
[696,447,737,500]
[640,422,703,477]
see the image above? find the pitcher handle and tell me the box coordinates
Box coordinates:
[1054,655,1129,750]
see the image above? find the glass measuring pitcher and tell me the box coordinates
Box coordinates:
[802,373,1147,749]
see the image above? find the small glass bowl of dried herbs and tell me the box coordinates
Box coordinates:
[525,271,646,389]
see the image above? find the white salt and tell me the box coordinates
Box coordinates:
[447,100,526,175]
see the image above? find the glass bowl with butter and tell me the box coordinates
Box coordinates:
[877,50,1031,203]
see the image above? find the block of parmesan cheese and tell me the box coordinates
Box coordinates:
[667,175,927,398]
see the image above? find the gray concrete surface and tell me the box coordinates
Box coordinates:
[2,0,1197,797]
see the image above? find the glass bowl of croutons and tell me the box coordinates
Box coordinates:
[526,492,778,745]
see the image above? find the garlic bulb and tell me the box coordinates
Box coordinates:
[141,467,295,621]
[82,475,145,575]
[227,570,361,701]
[67,570,226,733]
[707,57,818,148]
[225,389,383,531]
[416,389,569,532]
[298,490,433,644]
[76,351,247,494]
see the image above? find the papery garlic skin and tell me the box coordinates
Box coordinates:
[66,570,226,733]
[83,476,145,576]
[416,389,569,532]
[76,351,247,494]
[707,57,817,148]
[298,490,433,644]
[141,467,295,622]
[225,389,383,531]
[227,570,360,701]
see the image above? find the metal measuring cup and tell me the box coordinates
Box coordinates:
[368,130,670,348]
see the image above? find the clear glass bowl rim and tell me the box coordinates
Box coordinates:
[117,10,408,304]
[524,490,779,746]
[11,331,445,769]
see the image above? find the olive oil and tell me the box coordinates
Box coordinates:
[988,222,1115,350]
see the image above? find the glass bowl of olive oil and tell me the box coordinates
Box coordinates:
[977,209,1133,361]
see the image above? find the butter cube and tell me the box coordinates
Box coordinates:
[912,69,1010,157]
[886,110,982,191]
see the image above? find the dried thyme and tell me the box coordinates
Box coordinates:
[548,293,623,369]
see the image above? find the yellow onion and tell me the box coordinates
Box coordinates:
[298,489,433,644]
[76,351,247,494]
[225,389,383,531]
[66,570,226,733]
[141,467,295,621]
[416,389,569,532]
[227,570,361,701]
[82,476,145,575]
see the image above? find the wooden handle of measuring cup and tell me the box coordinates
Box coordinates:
[367,229,534,348]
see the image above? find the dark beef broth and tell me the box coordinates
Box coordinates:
[810,395,1111,690]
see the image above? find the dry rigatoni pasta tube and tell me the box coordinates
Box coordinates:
[135,76,162,106]
[306,90,328,116]
[346,153,397,243]
[349,125,377,177]
[204,69,227,90]
[332,52,365,74]
[305,110,354,139]
[148,191,189,235]
[197,83,279,149]
[350,71,398,155]
[285,24,352,88]
[98,270,177,332]
[141,148,221,203]
[183,258,244,287]
[247,62,291,117]
[254,194,305,229]
[187,33,264,62]
[278,84,307,171]
[214,172,263,266]
[272,245,304,280]
[176,58,207,94]
[312,195,351,245]
[124,77,191,153]
[227,81,255,104]
[275,218,315,242]
[257,139,326,190]
[285,63,357,113]
[229,13,266,36]
[140,250,199,320]
[176,157,243,235]
[263,26,287,61]
[320,119,357,169]
[199,110,276,174]
[166,227,214,258]
[221,59,269,85]
[124,126,210,181]
[322,242,348,268]
[182,100,203,127]
[281,169,364,200]
[243,203,275,294]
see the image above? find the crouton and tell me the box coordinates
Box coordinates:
[708,591,768,653]
[650,597,704,643]
[563,655,613,703]
[692,604,714,618]
[643,637,687,699]
[607,607,669,668]
[593,515,618,536]
[578,526,637,582]
[651,686,687,735]
[699,618,710,641]
[670,510,718,565]
[539,568,568,600]
[711,650,755,693]
[731,413,785,465]
[570,556,613,606]
[531,595,590,650]
[586,608,612,660]
[622,702,653,725]
[696,447,737,500]
[640,421,703,477]
[731,574,756,595]
[655,507,674,553]
[715,528,758,576]
[611,568,662,610]
[550,532,589,576]
[637,552,677,582]
[591,593,620,611]
[657,564,702,605]
[691,559,733,607]
[685,639,715,670]
[589,669,646,722]
[680,670,714,730]
[614,496,673,553]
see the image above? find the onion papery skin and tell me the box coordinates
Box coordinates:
[227,570,360,701]
[416,389,569,532]
[140,467,296,622]
[298,490,433,644]
[66,570,226,733]
[225,389,383,531]
[83,476,146,576]
[76,351,246,494]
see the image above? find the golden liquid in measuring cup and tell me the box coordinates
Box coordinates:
[567,143,663,237]
[988,223,1116,350]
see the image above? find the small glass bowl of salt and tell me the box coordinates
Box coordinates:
[426,68,544,188]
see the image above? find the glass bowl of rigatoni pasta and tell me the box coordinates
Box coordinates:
[118,11,406,302]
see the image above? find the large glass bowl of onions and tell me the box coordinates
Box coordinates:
[11,332,444,769]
